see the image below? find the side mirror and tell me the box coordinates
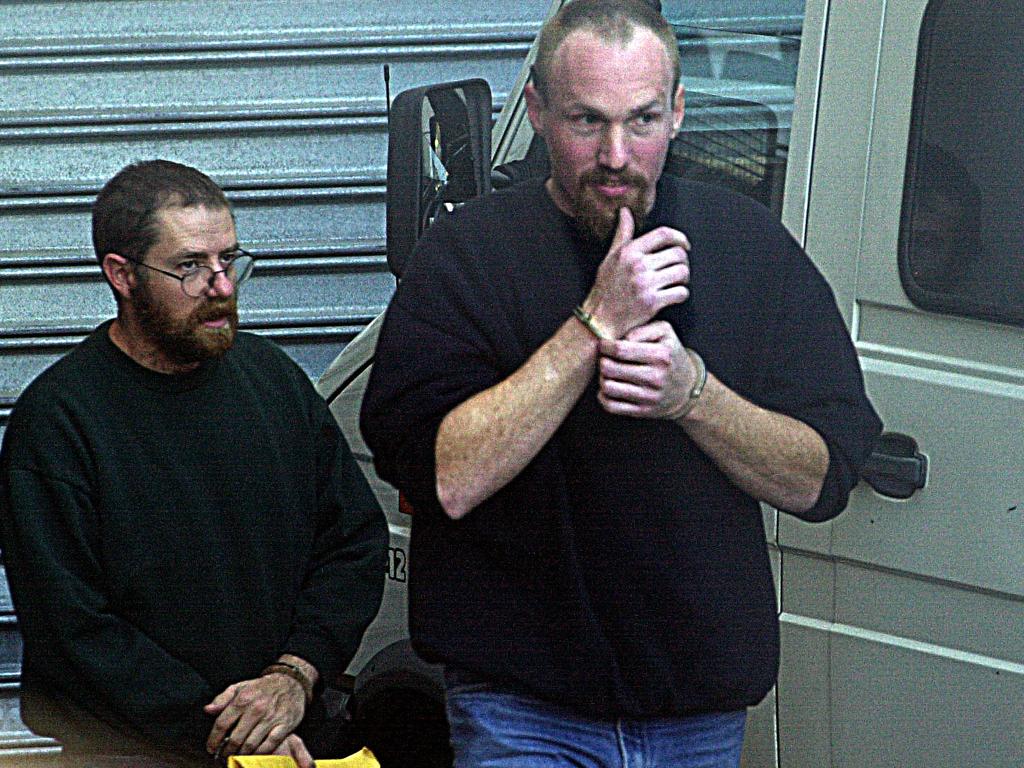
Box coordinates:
[386,79,493,278]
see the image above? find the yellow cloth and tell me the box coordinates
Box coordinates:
[227,747,379,768]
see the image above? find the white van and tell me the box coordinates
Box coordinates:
[320,0,1023,765]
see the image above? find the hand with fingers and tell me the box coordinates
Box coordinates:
[204,671,308,766]
[597,321,703,421]
[271,733,315,768]
[582,207,691,340]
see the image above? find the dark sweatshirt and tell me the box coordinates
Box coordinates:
[0,323,387,760]
[361,176,881,718]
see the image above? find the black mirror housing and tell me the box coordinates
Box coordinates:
[386,79,493,278]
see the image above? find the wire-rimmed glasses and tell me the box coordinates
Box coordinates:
[124,250,254,298]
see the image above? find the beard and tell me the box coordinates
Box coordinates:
[132,281,239,367]
[572,168,650,247]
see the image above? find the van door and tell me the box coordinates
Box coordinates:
[779,0,1024,765]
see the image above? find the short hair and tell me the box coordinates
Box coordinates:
[532,0,680,104]
[92,159,231,266]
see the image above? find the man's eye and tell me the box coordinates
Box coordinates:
[221,251,239,264]
[178,260,200,274]
[629,113,662,136]
[567,115,601,135]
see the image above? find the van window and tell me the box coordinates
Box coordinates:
[665,24,800,218]
[899,2,1024,326]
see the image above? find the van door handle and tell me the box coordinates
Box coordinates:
[860,432,928,499]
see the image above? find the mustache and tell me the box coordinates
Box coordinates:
[580,168,648,189]
[192,297,237,324]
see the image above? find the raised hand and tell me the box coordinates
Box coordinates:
[581,207,691,339]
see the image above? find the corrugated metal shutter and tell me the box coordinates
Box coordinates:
[0,1,550,437]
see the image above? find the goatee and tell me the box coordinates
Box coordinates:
[572,168,650,247]
[133,283,239,367]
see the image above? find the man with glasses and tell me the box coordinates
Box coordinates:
[0,160,387,767]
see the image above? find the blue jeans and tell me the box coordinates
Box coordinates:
[445,675,746,768]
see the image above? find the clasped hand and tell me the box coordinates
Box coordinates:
[585,208,699,420]
[598,321,700,420]
[205,672,313,767]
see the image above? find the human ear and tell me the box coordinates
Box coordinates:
[525,82,547,137]
[102,253,136,301]
[671,84,685,136]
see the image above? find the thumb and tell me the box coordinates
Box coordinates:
[608,207,634,254]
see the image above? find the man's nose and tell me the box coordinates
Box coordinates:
[207,268,235,298]
[598,124,629,170]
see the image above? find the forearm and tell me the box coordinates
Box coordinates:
[678,374,829,513]
[436,315,600,519]
[21,611,214,752]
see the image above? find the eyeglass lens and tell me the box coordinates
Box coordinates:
[181,255,254,297]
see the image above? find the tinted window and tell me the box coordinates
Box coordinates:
[665,25,800,218]
[900,1,1024,326]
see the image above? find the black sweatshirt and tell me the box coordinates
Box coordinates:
[0,323,387,759]
[362,176,881,718]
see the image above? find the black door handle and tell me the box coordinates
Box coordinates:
[860,432,928,499]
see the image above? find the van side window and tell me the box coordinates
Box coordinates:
[899,2,1024,326]
[664,25,801,219]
